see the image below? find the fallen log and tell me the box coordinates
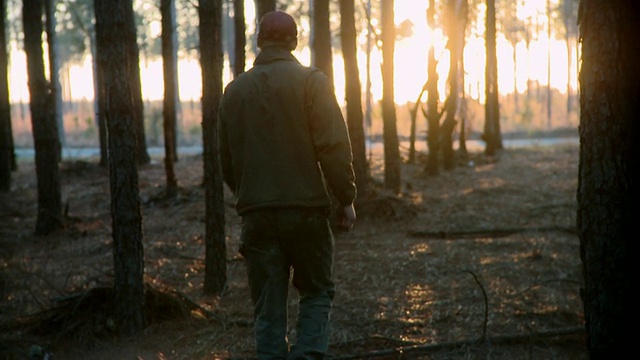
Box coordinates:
[408,226,577,239]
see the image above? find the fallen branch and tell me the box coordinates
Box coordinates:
[330,326,585,359]
[408,226,576,239]
[463,270,488,340]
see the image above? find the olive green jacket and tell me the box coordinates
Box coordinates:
[218,46,356,215]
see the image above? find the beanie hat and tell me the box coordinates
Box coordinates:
[257,11,297,50]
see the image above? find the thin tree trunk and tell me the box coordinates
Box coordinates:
[96,60,108,167]
[425,0,440,176]
[512,40,518,113]
[339,0,367,199]
[408,90,426,164]
[124,4,150,165]
[457,0,468,161]
[44,0,64,152]
[566,35,572,115]
[380,0,401,193]
[546,0,551,129]
[254,0,276,24]
[23,0,63,235]
[0,0,13,191]
[483,0,499,156]
[233,0,245,77]
[440,0,466,171]
[84,11,108,167]
[311,0,334,89]
[199,0,226,296]
[94,0,146,336]
[364,0,372,163]
[161,0,178,196]
[577,1,637,357]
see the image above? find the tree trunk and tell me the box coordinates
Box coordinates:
[124,4,150,165]
[577,0,638,357]
[483,0,499,156]
[199,0,226,296]
[0,0,14,191]
[161,0,178,196]
[457,1,468,161]
[408,90,426,164]
[512,40,518,114]
[566,35,572,115]
[23,0,63,235]
[95,0,147,336]
[254,0,276,24]
[96,60,109,167]
[311,0,334,89]
[440,0,466,171]
[380,0,401,193]
[364,0,373,163]
[44,0,64,152]
[233,0,245,77]
[339,0,367,199]
[546,0,551,129]
[425,0,440,176]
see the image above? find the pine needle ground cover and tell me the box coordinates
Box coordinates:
[0,142,585,359]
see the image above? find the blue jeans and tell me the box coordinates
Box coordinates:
[240,207,335,360]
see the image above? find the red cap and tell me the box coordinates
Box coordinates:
[257,11,297,49]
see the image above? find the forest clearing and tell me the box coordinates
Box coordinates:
[1,138,587,359]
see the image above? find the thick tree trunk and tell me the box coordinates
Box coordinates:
[23,0,63,235]
[199,0,226,296]
[311,0,334,89]
[380,0,401,193]
[161,0,178,196]
[0,0,14,191]
[577,0,638,357]
[339,0,367,199]
[95,0,147,336]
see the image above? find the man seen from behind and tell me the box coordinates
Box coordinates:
[217,10,357,360]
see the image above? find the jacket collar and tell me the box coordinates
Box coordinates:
[254,46,300,65]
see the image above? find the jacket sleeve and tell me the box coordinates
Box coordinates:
[306,70,357,206]
[217,105,236,193]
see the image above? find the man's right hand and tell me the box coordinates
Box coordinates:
[337,204,356,231]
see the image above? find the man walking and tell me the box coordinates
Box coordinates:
[217,10,357,360]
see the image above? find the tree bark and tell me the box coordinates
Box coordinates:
[199,0,226,296]
[339,0,367,199]
[23,0,63,235]
[44,0,64,151]
[380,0,401,193]
[577,0,638,357]
[124,3,150,165]
[425,0,440,176]
[254,0,276,24]
[0,0,14,191]
[94,0,147,336]
[233,0,246,77]
[483,0,500,156]
[440,0,467,171]
[161,0,178,196]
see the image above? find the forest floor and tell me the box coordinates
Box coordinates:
[0,136,586,359]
